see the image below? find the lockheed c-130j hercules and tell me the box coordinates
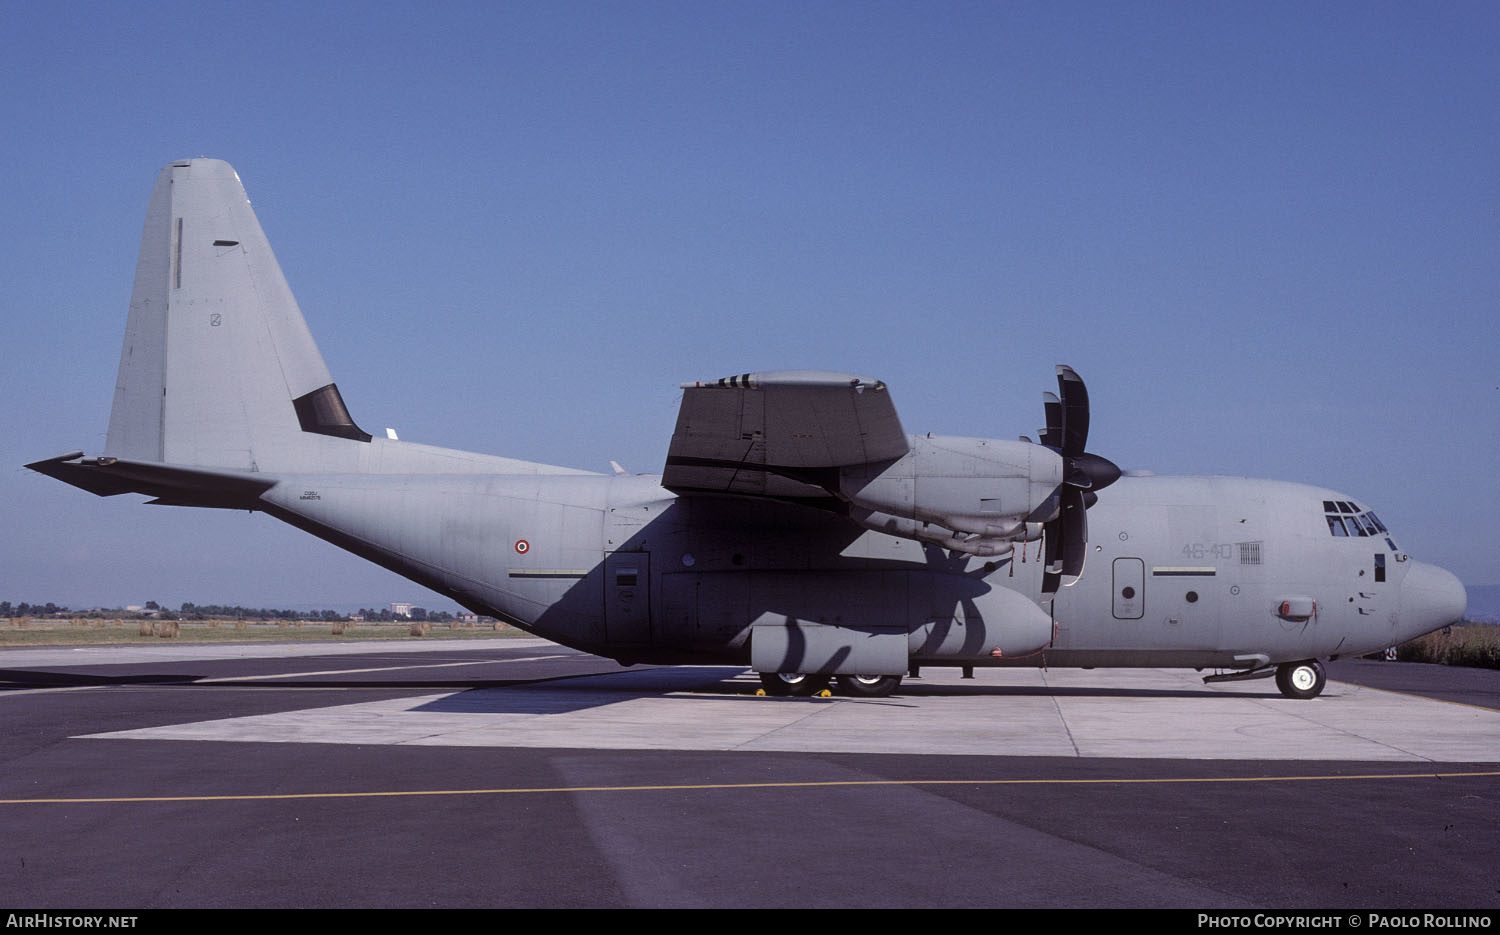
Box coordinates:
[28,159,1467,699]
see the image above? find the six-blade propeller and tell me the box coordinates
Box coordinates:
[1031,365,1121,593]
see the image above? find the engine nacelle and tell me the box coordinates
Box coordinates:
[841,435,1061,547]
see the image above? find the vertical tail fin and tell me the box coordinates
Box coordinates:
[106,159,368,471]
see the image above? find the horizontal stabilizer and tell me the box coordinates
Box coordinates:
[26,452,274,509]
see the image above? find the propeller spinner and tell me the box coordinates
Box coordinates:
[1031,365,1120,593]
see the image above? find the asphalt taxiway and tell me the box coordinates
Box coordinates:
[2,639,1497,908]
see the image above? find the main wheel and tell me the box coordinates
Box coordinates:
[836,674,903,698]
[1274,660,1326,699]
[758,672,829,696]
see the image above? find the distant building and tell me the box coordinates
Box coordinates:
[390,602,415,618]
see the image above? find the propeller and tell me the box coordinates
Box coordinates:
[1030,366,1121,593]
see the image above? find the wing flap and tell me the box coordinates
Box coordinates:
[663,371,908,497]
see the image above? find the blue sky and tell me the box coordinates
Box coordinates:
[2,1,1496,610]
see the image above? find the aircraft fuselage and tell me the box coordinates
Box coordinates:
[255,465,1461,676]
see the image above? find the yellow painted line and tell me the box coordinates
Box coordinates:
[3,770,1497,805]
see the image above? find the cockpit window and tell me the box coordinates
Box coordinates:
[1323,502,1390,540]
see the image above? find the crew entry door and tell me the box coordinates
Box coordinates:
[604,552,651,643]
[1113,557,1145,619]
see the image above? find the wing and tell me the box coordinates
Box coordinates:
[662,370,909,499]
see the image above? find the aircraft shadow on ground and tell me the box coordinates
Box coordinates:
[0,669,201,688]
[0,665,1274,710]
[408,666,1274,715]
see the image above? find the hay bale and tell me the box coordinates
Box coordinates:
[139,620,154,637]
[409,621,430,636]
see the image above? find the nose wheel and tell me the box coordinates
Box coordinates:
[1274,660,1326,699]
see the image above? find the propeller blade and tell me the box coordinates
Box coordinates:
[1040,391,1061,449]
[1059,486,1087,579]
[1042,514,1062,594]
[1035,366,1115,592]
[1056,365,1089,457]
[1042,487,1088,595]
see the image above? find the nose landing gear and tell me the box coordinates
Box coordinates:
[1275,660,1327,699]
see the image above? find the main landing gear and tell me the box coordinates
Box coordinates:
[757,672,830,696]
[758,672,903,698]
[1274,660,1327,699]
[835,674,903,697]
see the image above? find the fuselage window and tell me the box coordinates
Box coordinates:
[1327,515,1349,536]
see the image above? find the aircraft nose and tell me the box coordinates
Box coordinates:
[1398,561,1467,638]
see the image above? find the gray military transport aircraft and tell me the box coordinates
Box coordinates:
[29,159,1467,699]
